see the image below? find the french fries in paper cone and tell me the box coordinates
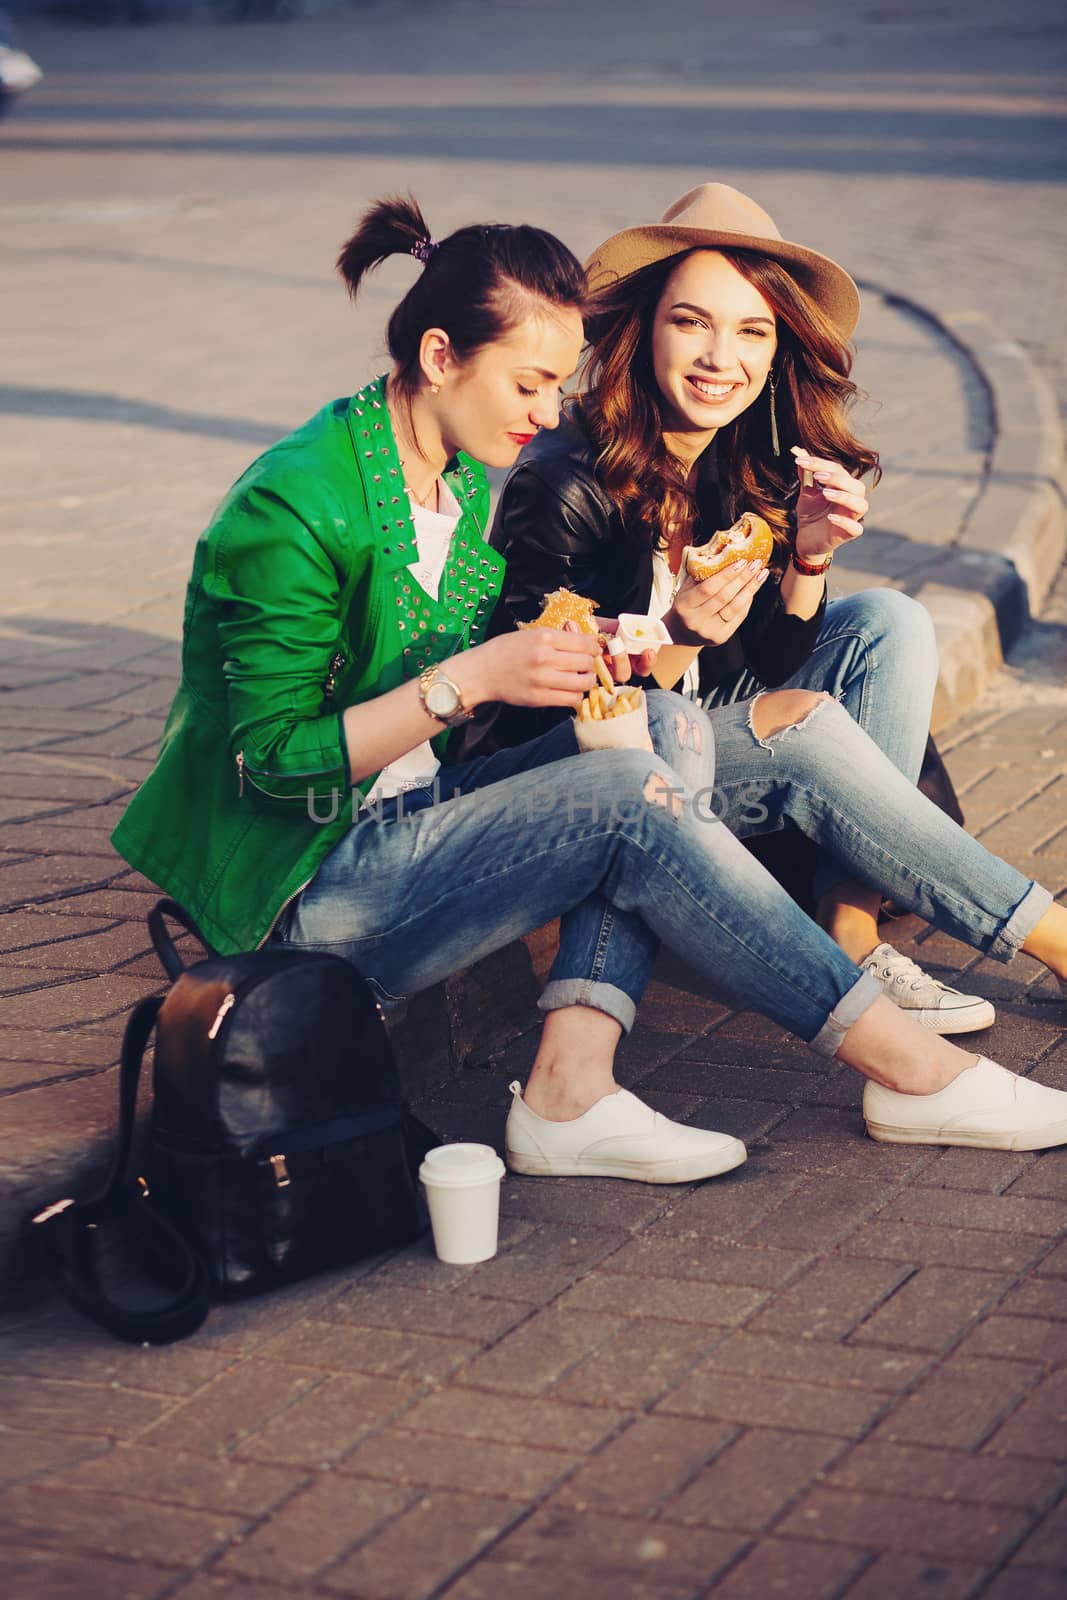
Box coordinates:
[521,589,652,749]
[574,683,652,752]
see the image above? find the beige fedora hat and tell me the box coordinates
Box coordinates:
[585,182,860,343]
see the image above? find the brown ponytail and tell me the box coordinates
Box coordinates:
[336,193,433,299]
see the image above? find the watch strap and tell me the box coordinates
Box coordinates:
[418,665,472,726]
[790,548,833,577]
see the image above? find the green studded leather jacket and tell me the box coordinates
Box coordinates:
[111,376,503,954]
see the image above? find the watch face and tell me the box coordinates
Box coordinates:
[425,678,461,718]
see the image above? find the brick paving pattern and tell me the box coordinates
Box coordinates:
[3,557,1065,1600]
[2,1,1066,1595]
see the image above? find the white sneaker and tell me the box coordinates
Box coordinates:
[861,943,995,1034]
[864,1056,1067,1150]
[504,1081,747,1183]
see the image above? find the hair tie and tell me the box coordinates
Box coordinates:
[410,236,439,265]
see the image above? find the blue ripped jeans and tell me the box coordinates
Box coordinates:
[704,589,938,899]
[536,657,1047,1034]
[275,685,1048,1052]
[277,690,881,1055]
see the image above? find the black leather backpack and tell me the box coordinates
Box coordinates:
[32,901,432,1343]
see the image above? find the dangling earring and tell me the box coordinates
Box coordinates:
[430,384,440,396]
[768,373,781,457]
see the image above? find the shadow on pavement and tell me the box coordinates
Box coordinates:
[0,384,287,445]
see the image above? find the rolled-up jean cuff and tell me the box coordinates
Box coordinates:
[808,971,885,1058]
[989,881,1053,962]
[538,979,637,1035]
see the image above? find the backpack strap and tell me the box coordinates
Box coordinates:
[29,997,212,1344]
[148,898,217,980]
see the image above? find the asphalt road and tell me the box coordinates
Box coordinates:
[6,0,1066,402]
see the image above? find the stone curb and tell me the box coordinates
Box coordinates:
[859,282,1066,734]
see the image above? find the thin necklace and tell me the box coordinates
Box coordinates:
[386,391,442,512]
[400,464,440,513]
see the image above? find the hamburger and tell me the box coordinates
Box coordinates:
[682,512,775,583]
[519,587,600,635]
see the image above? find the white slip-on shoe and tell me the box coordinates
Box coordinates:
[860,943,995,1034]
[504,1081,747,1183]
[864,1056,1067,1151]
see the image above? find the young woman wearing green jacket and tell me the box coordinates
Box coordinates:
[113,195,1067,1179]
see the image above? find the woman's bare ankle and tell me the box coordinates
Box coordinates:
[815,885,882,963]
[524,1006,622,1120]
[882,1052,979,1096]
[1021,903,1067,983]
[522,1060,618,1122]
[836,996,978,1094]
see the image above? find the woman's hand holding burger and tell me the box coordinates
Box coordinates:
[667,560,770,647]
[457,628,602,709]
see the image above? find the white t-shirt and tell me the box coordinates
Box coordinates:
[649,547,701,700]
[363,482,462,804]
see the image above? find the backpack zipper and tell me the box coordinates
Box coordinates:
[260,1108,404,1188]
[207,992,236,1040]
[202,953,337,1055]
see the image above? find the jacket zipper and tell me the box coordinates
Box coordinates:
[255,871,314,950]
[323,649,346,701]
[235,750,342,800]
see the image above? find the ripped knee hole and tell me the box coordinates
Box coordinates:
[673,712,703,754]
[643,770,686,816]
[749,689,834,742]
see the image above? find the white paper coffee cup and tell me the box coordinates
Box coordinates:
[418,1142,506,1264]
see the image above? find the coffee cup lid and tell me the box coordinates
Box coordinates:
[419,1142,506,1188]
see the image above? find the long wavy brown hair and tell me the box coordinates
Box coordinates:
[578,247,881,562]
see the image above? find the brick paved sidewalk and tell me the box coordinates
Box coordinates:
[2,592,1066,1595]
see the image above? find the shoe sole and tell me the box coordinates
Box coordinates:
[505,1139,748,1184]
[904,1004,996,1035]
[866,1118,1067,1151]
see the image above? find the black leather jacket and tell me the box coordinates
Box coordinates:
[452,414,826,760]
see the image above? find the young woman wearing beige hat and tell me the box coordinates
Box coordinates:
[472,180,995,1038]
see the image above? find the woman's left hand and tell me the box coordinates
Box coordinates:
[792,446,868,562]
[564,617,660,683]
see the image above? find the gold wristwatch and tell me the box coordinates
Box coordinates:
[418,665,472,727]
